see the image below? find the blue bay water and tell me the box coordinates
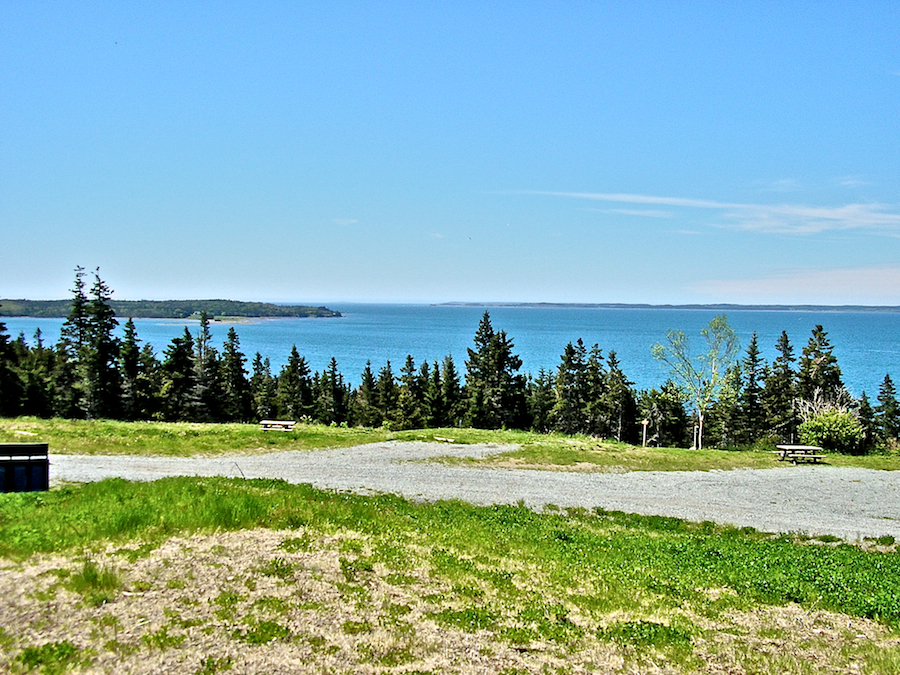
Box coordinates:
[4,304,899,397]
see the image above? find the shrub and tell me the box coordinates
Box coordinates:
[799,410,865,455]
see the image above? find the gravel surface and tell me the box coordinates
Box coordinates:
[51,441,900,542]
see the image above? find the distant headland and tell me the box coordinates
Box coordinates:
[0,299,341,319]
[436,302,900,313]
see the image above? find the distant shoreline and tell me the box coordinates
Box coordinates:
[0,299,341,319]
[435,302,900,313]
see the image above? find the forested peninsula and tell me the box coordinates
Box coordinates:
[0,299,341,319]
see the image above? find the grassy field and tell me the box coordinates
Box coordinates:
[3,416,900,472]
[0,477,899,673]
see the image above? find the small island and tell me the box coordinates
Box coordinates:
[0,299,341,319]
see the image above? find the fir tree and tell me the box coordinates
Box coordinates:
[350,361,381,427]
[376,360,399,423]
[81,269,121,419]
[440,354,463,426]
[551,339,588,434]
[0,307,23,416]
[119,318,142,420]
[857,392,878,454]
[602,351,638,443]
[527,368,555,432]
[192,312,223,421]
[160,328,196,421]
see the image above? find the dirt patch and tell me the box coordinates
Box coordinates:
[1,529,898,674]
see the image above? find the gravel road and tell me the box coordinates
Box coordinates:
[51,441,900,542]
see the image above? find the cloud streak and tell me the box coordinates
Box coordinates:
[529,191,900,235]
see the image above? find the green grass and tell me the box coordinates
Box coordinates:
[2,476,900,628]
[5,416,899,471]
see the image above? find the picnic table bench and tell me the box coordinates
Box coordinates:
[259,420,296,432]
[0,443,49,492]
[773,444,826,464]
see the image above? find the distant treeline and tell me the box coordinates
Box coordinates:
[0,299,341,319]
[1,268,899,454]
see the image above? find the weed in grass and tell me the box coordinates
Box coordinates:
[339,556,374,582]
[141,625,186,650]
[337,582,371,608]
[16,640,84,675]
[165,578,186,589]
[341,620,372,635]
[234,619,291,644]
[103,639,138,656]
[0,627,14,651]
[279,533,313,553]
[195,655,233,674]
[877,535,896,546]
[384,572,417,585]
[257,556,295,580]
[429,606,499,632]
[252,595,291,616]
[213,591,244,621]
[599,619,694,650]
[115,542,158,562]
[68,559,122,606]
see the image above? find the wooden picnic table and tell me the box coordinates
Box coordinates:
[259,420,296,432]
[773,444,826,464]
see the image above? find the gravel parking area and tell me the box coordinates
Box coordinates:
[51,441,900,542]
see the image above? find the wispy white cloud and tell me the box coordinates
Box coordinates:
[332,218,359,226]
[527,191,900,235]
[595,208,674,219]
[687,265,900,305]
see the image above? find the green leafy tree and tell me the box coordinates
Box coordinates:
[464,312,528,429]
[799,409,864,455]
[651,314,739,449]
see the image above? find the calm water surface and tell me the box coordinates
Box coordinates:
[5,304,899,397]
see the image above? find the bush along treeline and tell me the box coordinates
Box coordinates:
[1,268,899,455]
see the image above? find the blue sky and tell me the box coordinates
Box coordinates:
[3,2,899,305]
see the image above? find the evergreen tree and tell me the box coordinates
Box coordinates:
[275,345,313,421]
[602,351,638,443]
[638,381,689,448]
[18,329,55,417]
[857,392,878,454]
[249,353,276,420]
[876,374,900,442]
[762,331,798,443]
[440,354,463,426]
[81,269,121,419]
[737,333,766,444]
[527,368,555,432]
[159,328,196,421]
[220,327,250,422]
[582,343,608,436]
[350,361,381,427]
[134,343,161,420]
[551,339,588,434]
[0,308,23,416]
[424,360,446,427]
[376,360,399,423]
[119,318,142,420]
[797,325,844,402]
[192,312,223,421]
[464,312,528,429]
[315,357,348,424]
[54,267,91,417]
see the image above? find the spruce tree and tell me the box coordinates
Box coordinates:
[551,339,588,434]
[220,327,250,422]
[602,351,638,443]
[250,353,276,421]
[464,312,527,429]
[527,368,555,432]
[376,360,399,423]
[160,328,196,421]
[350,361,381,427]
[82,269,121,419]
[440,354,463,426]
[275,345,313,421]
[192,312,223,421]
[424,361,445,427]
[0,307,23,416]
[763,331,798,442]
[739,333,765,444]
[797,325,844,403]
[119,318,142,420]
[857,392,878,454]
[876,374,900,442]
